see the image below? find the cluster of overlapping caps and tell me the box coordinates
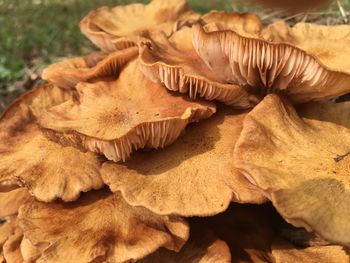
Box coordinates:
[1,0,350,262]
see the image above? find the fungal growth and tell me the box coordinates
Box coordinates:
[1,0,350,262]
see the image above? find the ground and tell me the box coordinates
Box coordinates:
[0,0,349,112]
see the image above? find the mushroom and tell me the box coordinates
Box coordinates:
[192,21,350,102]
[201,11,262,37]
[0,83,104,202]
[0,187,31,217]
[139,27,257,108]
[101,107,266,217]
[42,47,138,89]
[140,224,231,263]
[39,60,216,162]
[79,0,200,52]
[234,94,350,246]
[18,189,189,263]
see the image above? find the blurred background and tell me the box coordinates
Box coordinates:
[0,0,349,111]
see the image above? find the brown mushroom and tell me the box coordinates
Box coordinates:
[234,94,350,246]
[39,60,216,162]
[101,107,265,217]
[201,11,262,37]
[0,83,104,202]
[18,189,189,263]
[140,224,231,263]
[140,27,256,108]
[42,47,138,89]
[79,0,199,52]
[192,22,350,103]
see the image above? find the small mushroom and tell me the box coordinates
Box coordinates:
[42,47,138,89]
[140,27,256,108]
[234,94,350,246]
[101,108,266,217]
[39,60,216,162]
[192,22,350,102]
[0,83,104,202]
[79,0,199,52]
[18,189,189,263]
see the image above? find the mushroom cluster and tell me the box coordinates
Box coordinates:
[1,0,350,262]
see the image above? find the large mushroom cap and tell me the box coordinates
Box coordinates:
[101,108,266,217]
[140,27,256,108]
[39,59,216,162]
[0,83,104,202]
[234,94,350,246]
[18,189,189,263]
[79,0,199,52]
[192,22,350,103]
[42,47,138,89]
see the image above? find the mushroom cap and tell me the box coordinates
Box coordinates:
[201,11,262,37]
[18,189,189,263]
[140,27,256,108]
[192,22,350,103]
[272,238,350,263]
[101,107,266,217]
[0,187,32,217]
[234,94,350,246]
[39,60,216,162]
[0,83,104,202]
[42,47,138,88]
[79,0,199,52]
[140,225,231,263]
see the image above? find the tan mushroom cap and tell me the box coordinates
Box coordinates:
[42,47,138,89]
[192,23,350,103]
[79,0,200,52]
[39,60,216,162]
[201,11,262,37]
[101,108,265,217]
[18,189,189,263]
[272,238,350,263]
[234,94,350,246]
[0,84,104,202]
[297,101,350,128]
[0,188,32,217]
[140,27,256,108]
[140,225,231,263]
